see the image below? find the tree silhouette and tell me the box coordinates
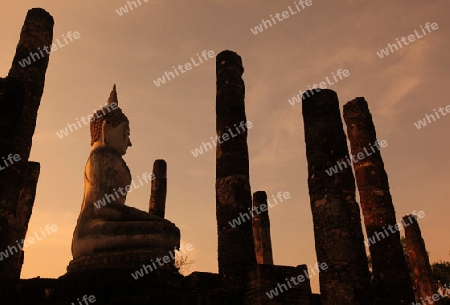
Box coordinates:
[174,252,194,276]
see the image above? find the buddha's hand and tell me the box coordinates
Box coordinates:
[122,206,150,221]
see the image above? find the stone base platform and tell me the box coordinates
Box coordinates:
[66,248,178,274]
[0,268,322,304]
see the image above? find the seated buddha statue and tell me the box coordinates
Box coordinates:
[71,85,180,261]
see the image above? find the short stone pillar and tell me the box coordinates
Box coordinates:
[252,191,273,265]
[404,214,441,305]
[149,159,167,218]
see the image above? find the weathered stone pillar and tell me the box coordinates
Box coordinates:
[13,162,40,277]
[149,159,166,218]
[343,97,414,304]
[7,8,53,162]
[404,214,441,304]
[302,89,372,305]
[215,50,256,292]
[252,191,273,265]
[0,8,53,279]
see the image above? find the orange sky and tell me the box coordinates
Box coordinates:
[1,0,449,293]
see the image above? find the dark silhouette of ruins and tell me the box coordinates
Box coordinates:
[0,7,442,305]
[0,8,53,280]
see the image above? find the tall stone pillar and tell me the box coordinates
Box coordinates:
[7,8,53,162]
[0,8,53,279]
[252,191,273,265]
[343,97,414,304]
[13,162,41,277]
[404,214,441,304]
[215,50,256,292]
[302,89,372,305]
[149,159,166,218]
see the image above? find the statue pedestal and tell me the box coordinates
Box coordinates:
[67,248,178,274]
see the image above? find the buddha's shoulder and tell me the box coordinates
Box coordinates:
[89,146,121,159]
[87,146,126,167]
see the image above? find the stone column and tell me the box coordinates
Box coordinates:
[302,89,372,305]
[0,8,53,279]
[215,50,256,292]
[404,214,441,304]
[252,191,273,265]
[343,97,414,304]
[13,162,40,277]
[149,159,166,218]
[7,8,54,162]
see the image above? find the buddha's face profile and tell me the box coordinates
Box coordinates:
[105,121,132,155]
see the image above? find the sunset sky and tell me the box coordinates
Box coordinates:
[1,1,449,293]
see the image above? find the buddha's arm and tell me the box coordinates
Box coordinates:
[96,202,150,221]
[88,148,149,221]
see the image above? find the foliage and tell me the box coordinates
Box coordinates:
[174,253,194,276]
[432,261,450,286]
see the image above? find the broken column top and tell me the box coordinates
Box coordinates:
[344,97,369,113]
[8,7,54,82]
[26,7,54,20]
[253,191,267,202]
[302,88,336,97]
[216,50,243,67]
[343,97,375,130]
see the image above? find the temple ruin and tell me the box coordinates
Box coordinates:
[0,7,441,305]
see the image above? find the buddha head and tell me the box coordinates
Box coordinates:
[90,85,132,155]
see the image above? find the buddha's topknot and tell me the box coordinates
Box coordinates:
[90,85,129,146]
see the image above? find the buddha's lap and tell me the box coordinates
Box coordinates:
[75,218,180,238]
